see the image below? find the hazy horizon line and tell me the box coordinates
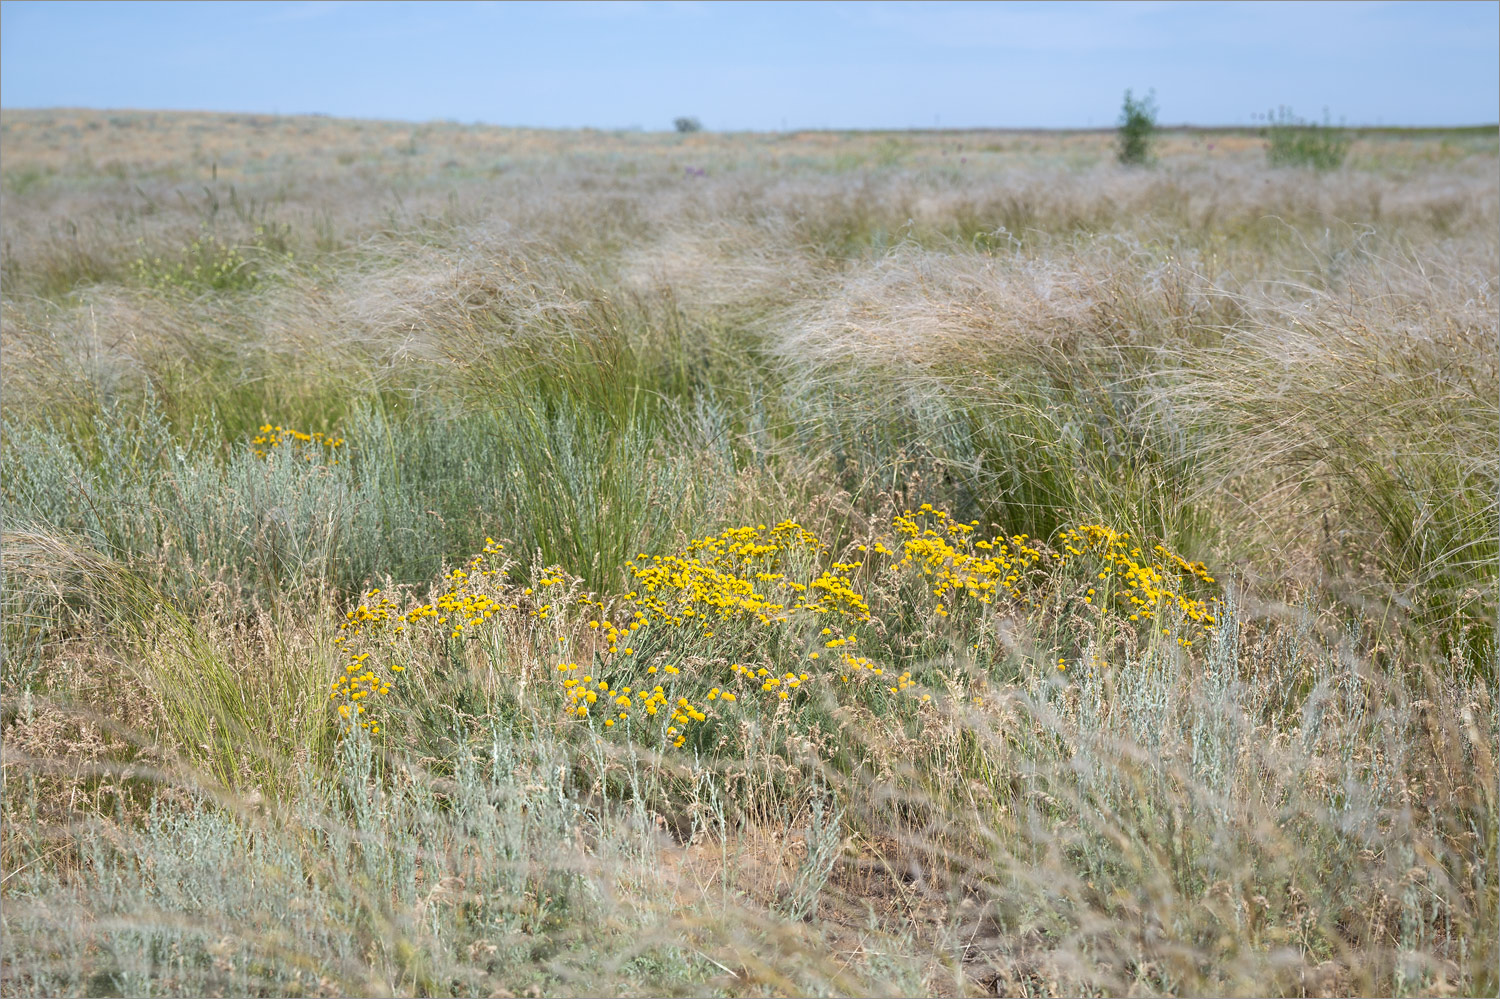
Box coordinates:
[5,105,1496,134]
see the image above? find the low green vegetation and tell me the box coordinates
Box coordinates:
[1265,106,1352,170]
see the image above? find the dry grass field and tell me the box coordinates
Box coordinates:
[1,108,1496,997]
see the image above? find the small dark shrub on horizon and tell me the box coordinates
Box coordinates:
[1117,88,1157,165]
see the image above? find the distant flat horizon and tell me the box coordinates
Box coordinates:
[4,107,1495,134]
[2,1,1495,131]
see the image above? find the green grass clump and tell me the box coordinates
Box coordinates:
[1265,106,1352,170]
[129,224,299,294]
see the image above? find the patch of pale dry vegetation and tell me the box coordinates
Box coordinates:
[1,109,1495,997]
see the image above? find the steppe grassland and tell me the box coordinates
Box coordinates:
[1,109,1495,997]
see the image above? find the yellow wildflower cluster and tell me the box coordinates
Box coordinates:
[334,538,531,646]
[328,591,405,733]
[555,662,710,747]
[328,650,402,734]
[836,653,884,683]
[887,670,932,702]
[625,520,868,635]
[1054,524,1218,645]
[250,424,345,462]
[331,539,534,733]
[535,518,950,743]
[889,504,1049,616]
[321,499,1222,746]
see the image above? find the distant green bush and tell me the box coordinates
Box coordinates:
[130,224,292,294]
[4,164,51,195]
[1265,106,1350,170]
[1116,89,1157,165]
[132,234,257,293]
[673,116,702,134]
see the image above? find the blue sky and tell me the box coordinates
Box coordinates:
[2,1,1495,130]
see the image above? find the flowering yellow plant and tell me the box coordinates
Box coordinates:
[251,424,344,462]
[324,495,1222,745]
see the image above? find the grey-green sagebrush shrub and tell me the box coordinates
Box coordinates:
[1264,106,1350,170]
[1116,88,1158,165]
